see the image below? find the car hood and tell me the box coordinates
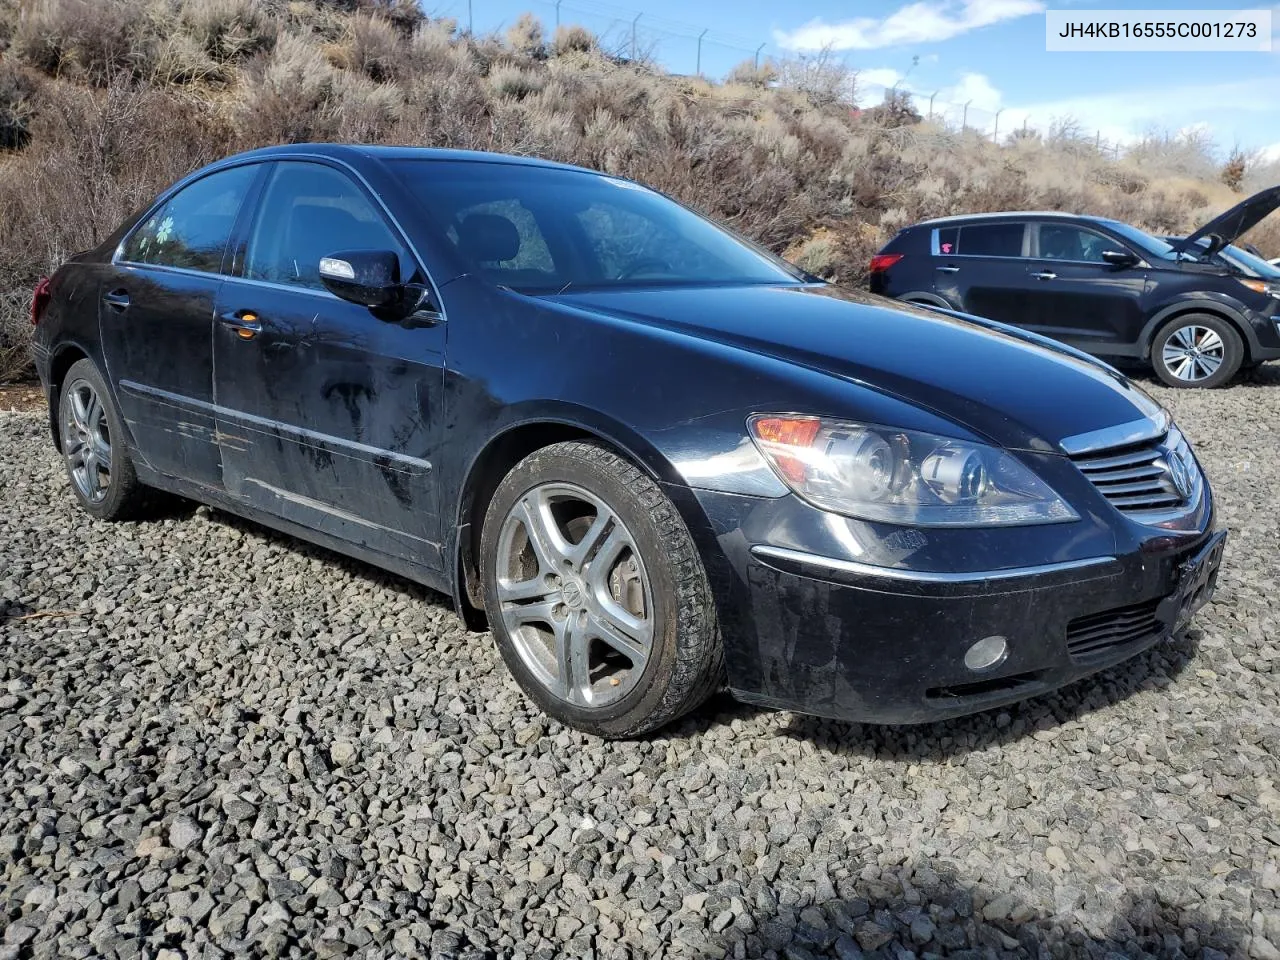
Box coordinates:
[1170,183,1280,253]
[542,283,1164,453]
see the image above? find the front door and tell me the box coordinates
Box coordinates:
[99,163,261,486]
[212,160,447,570]
[1024,222,1150,351]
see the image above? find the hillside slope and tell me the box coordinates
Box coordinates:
[0,0,1263,380]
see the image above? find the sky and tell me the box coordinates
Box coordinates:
[449,0,1280,157]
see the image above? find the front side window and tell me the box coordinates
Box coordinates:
[390,160,803,293]
[1037,224,1114,262]
[958,223,1025,258]
[244,162,413,291]
[121,165,257,273]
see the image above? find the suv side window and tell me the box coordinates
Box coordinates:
[958,222,1025,258]
[244,161,414,290]
[120,165,257,273]
[1037,224,1115,263]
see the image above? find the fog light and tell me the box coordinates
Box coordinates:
[964,635,1008,672]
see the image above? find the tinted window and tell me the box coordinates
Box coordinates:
[390,160,802,293]
[1038,224,1113,262]
[121,165,256,272]
[936,226,959,255]
[959,223,1024,258]
[245,162,412,290]
[1099,220,1175,259]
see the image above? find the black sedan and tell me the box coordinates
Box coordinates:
[31,145,1225,737]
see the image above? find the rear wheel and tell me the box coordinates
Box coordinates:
[1151,314,1243,388]
[57,359,150,520]
[480,441,723,738]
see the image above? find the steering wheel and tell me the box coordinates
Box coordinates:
[617,258,674,280]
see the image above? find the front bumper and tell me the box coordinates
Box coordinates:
[674,482,1220,725]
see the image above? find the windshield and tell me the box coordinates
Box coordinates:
[1162,235,1280,278]
[1096,219,1177,259]
[389,160,804,293]
[1213,243,1280,279]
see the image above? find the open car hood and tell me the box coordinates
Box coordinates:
[1170,184,1280,253]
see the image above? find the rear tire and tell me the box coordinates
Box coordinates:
[57,359,151,520]
[1151,314,1242,389]
[480,441,723,738]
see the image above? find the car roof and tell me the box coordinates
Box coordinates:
[215,143,599,175]
[913,211,1100,227]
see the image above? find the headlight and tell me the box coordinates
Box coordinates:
[1237,277,1280,299]
[747,415,1078,527]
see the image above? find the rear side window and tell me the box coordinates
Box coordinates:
[121,165,257,273]
[244,161,413,291]
[936,227,959,255]
[958,223,1025,258]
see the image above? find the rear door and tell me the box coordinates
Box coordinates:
[212,160,448,570]
[100,163,261,487]
[1023,221,1150,350]
[933,221,1033,325]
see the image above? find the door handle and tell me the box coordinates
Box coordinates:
[219,310,263,340]
[102,289,130,311]
[1031,271,1057,280]
[936,265,960,273]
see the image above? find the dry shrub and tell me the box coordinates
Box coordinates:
[552,25,595,57]
[0,60,39,149]
[11,0,144,84]
[336,12,402,81]
[235,31,336,144]
[487,63,544,100]
[505,13,543,57]
[179,0,276,64]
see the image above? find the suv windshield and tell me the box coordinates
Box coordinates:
[390,160,803,293]
[1096,219,1177,260]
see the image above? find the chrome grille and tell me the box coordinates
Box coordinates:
[1069,427,1202,519]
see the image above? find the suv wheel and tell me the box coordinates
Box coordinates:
[1151,314,1243,389]
[480,441,724,738]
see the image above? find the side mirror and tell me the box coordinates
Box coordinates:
[319,250,402,309]
[1101,249,1138,268]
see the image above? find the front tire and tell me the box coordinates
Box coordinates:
[480,441,723,738]
[57,358,150,520]
[1151,314,1243,388]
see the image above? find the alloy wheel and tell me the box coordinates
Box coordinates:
[61,379,112,504]
[494,482,653,709]
[1162,325,1225,383]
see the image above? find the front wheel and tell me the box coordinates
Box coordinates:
[480,441,723,738]
[1151,314,1243,389]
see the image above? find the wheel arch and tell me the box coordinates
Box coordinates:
[45,342,94,452]
[450,411,684,629]
[897,292,952,309]
[1140,300,1259,363]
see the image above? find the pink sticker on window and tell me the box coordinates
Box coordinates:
[941,243,953,253]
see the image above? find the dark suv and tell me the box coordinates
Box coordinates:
[869,187,1280,388]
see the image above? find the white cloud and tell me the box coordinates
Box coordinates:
[1008,79,1277,147]
[775,0,1044,51]
[859,67,906,89]
[1260,142,1280,162]
[940,72,1002,112]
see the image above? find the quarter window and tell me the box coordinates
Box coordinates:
[121,165,257,273]
[957,223,1025,258]
[1037,224,1114,263]
[244,162,413,290]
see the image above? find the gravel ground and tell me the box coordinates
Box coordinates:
[2,368,1279,960]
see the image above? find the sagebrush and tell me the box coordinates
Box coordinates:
[0,0,1272,381]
